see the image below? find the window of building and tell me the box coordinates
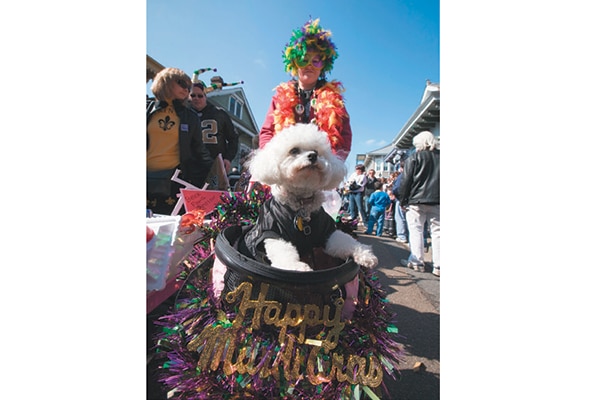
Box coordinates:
[228,96,243,119]
[375,159,382,172]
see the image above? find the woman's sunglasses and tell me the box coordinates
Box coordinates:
[176,79,191,90]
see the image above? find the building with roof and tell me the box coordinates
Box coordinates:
[357,80,440,179]
[359,143,397,179]
[391,80,440,150]
[146,55,163,83]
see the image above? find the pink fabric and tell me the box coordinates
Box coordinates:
[211,255,227,298]
[342,275,359,319]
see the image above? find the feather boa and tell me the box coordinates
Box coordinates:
[272,81,347,153]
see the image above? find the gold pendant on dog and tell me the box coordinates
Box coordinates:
[294,214,311,236]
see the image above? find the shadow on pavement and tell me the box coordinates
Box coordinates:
[356,232,440,400]
[392,304,440,364]
[383,368,441,400]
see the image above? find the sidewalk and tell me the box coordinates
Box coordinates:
[355,231,440,400]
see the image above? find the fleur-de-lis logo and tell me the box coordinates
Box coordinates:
[159,116,176,131]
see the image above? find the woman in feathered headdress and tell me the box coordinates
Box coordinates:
[259,18,352,161]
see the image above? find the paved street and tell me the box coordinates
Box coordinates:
[355,231,440,400]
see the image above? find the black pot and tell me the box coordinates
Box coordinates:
[215,225,359,308]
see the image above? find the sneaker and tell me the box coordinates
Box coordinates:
[395,237,408,243]
[412,263,425,272]
[400,259,425,272]
[432,267,440,277]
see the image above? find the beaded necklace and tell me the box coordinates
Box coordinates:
[295,87,315,122]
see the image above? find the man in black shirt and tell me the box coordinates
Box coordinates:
[188,82,239,174]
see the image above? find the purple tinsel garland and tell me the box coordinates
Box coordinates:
[150,185,405,399]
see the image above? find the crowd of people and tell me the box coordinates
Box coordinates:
[341,166,404,237]
[340,130,440,277]
[146,67,240,215]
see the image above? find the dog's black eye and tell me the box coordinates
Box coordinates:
[289,147,300,155]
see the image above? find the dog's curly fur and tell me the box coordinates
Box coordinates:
[247,123,378,272]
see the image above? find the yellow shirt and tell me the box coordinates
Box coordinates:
[147,102,180,171]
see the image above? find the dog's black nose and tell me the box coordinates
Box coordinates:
[308,151,318,163]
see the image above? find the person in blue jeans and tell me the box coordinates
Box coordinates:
[365,181,391,236]
[363,168,377,216]
[346,164,368,225]
[392,163,409,243]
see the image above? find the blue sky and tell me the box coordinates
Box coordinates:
[147,0,439,170]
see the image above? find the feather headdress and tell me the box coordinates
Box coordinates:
[283,18,338,77]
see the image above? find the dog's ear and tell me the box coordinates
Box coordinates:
[248,143,280,184]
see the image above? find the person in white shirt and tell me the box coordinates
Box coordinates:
[345,164,368,225]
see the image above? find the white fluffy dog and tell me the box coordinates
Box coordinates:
[240,123,378,272]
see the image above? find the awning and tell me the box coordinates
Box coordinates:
[393,93,440,149]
